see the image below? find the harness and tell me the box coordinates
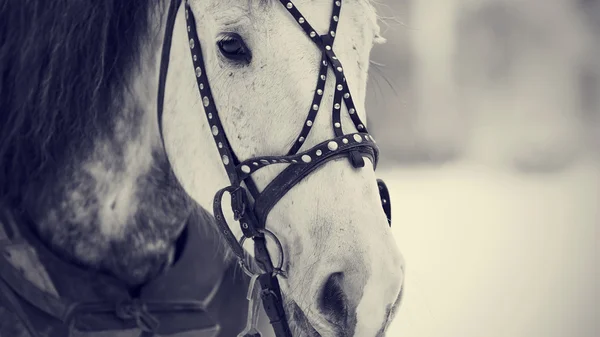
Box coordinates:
[157,1,393,336]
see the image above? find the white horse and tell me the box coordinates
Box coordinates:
[0,0,404,336]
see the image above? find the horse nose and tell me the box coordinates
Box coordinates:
[319,272,346,317]
[318,271,363,326]
[316,250,404,333]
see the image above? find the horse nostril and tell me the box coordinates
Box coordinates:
[319,272,348,320]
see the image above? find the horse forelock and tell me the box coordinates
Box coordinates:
[0,0,155,206]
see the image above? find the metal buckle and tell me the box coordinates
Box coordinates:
[230,186,246,221]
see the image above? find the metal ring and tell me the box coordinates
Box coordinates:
[239,228,286,278]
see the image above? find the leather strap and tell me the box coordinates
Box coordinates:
[253,144,377,228]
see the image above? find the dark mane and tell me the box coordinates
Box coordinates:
[0,0,155,207]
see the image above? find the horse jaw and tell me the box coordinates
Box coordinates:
[162,0,404,336]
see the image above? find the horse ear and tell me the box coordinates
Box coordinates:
[374,33,387,44]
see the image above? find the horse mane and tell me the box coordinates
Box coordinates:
[0,0,156,207]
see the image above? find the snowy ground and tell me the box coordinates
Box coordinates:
[383,160,599,337]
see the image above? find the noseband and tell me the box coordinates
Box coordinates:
[157,0,392,336]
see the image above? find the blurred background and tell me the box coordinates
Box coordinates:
[364,0,599,336]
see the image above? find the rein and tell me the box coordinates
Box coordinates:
[157,1,393,336]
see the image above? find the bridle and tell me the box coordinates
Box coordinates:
[157,0,393,336]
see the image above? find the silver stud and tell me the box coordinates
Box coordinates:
[330,31,336,37]
[333,16,339,22]
[353,134,363,142]
[349,108,355,114]
[334,122,341,128]
[299,136,305,142]
[328,141,339,151]
[306,120,313,127]
[199,83,204,90]
[342,138,348,144]
[312,104,319,110]
[222,155,229,165]
[187,26,191,32]
[195,67,202,77]
[337,66,343,72]
[287,2,293,9]
[208,112,213,119]
[334,103,340,109]
[212,125,219,136]
[186,10,189,19]
[344,93,350,99]
[203,96,210,106]
[253,162,259,166]
[316,150,322,156]
[317,89,323,95]
[291,159,298,163]
[260,159,269,165]
[299,17,305,24]
[189,39,195,49]
[326,45,332,51]
[336,1,341,6]
[218,142,223,148]
[332,56,338,60]
[310,31,316,38]
[301,154,312,163]
[272,159,277,163]
[323,60,328,66]
[320,75,326,81]
[337,84,343,91]
[358,124,364,130]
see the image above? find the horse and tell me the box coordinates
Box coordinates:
[0,0,405,336]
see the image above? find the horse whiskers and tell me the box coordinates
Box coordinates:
[369,60,399,97]
[288,300,322,337]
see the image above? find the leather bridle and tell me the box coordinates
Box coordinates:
[157,0,392,336]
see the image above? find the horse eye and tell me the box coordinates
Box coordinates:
[217,34,251,64]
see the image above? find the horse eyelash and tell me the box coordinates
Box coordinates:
[216,33,240,43]
[217,35,233,42]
